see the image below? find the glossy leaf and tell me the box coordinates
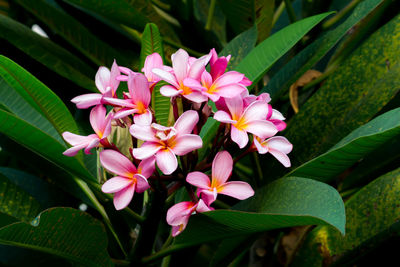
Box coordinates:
[0,207,112,267]
[0,56,80,144]
[0,14,96,91]
[140,23,165,69]
[255,0,275,43]
[264,0,382,99]
[0,109,95,183]
[292,167,400,266]
[173,177,345,249]
[283,14,400,167]
[0,173,42,223]
[218,0,255,35]
[235,12,333,88]
[286,108,400,182]
[14,0,131,66]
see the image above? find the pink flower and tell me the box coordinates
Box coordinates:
[71,61,120,109]
[100,150,154,210]
[183,70,247,102]
[104,73,152,125]
[62,105,112,156]
[253,136,293,167]
[214,96,278,148]
[152,49,209,103]
[167,199,212,237]
[130,110,202,174]
[187,151,254,206]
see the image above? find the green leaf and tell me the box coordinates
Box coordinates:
[0,56,81,143]
[0,207,112,267]
[152,82,171,126]
[263,0,382,99]
[174,177,345,249]
[140,23,165,69]
[292,167,400,266]
[286,108,400,183]
[235,12,333,88]
[283,14,400,168]
[218,0,255,35]
[0,14,96,91]
[255,0,275,43]
[0,109,95,183]
[0,173,42,223]
[14,0,132,66]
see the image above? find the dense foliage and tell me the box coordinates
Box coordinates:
[0,0,399,266]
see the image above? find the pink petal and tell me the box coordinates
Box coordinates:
[84,138,100,154]
[102,176,133,193]
[201,71,213,88]
[90,105,107,136]
[269,149,291,167]
[240,76,252,86]
[256,93,271,103]
[152,68,179,88]
[212,151,233,185]
[133,174,150,193]
[219,181,254,200]
[103,97,135,108]
[188,54,210,80]
[225,96,244,120]
[142,53,163,82]
[137,156,156,178]
[101,112,113,138]
[160,85,181,97]
[267,136,293,154]
[245,120,278,139]
[71,93,102,109]
[214,71,244,87]
[186,171,211,189]
[129,125,157,142]
[171,224,187,237]
[271,120,287,131]
[271,109,285,120]
[100,150,137,176]
[213,111,236,124]
[216,84,246,99]
[183,77,204,91]
[133,111,153,126]
[242,100,269,122]
[172,49,189,82]
[210,58,228,80]
[63,143,87,157]
[114,108,136,120]
[95,66,111,94]
[128,73,151,106]
[156,148,178,175]
[253,137,268,154]
[62,132,94,146]
[198,189,217,206]
[110,60,121,93]
[132,142,161,160]
[167,201,195,225]
[113,184,135,210]
[196,198,214,212]
[231,126,248,149]
[171,134,203,156]
[183,91,208,103]
[174,110,199,135]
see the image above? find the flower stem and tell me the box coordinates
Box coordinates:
[205,0,217,31]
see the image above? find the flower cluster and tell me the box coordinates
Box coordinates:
[62,48,292,236]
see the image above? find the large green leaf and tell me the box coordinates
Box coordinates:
[0,173,42,223]
[264,0,382,99]
[0,15,95,91]
[173,177,345,249]
[14,0,131,66]
[0,109,95,183]
[283,14,400,168]
[0,207,112,267]
[0,56,80,143]
[235,12,333,88]
[292,167,400,266]
[218,0,255,35]
[286,108,400,182]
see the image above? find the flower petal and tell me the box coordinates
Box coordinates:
[84,138,100,154]
[102,176,133,193]
[183,77,204,91]
[128,73,151,106]
[198,189,217,206]
[231,125,248,149]
[62,132,94,146]
[216,84,246,99]
[132,142,161,160]
[63,143,87,157]
[214,71,244,87]
[167,201,195,225]
[95,66,111,94]
[188,54,210,80]
[160,85,181,97]
[172,134,203,156]
[114,108,136,120]
[172,49,189,82]
[133,174,150,193]
[225,96,244,120]
[129,125,157,142]
[267,136,293,154]
[113,184,135,210]
[253,137,268,154]
[142,53,163,82]
[213,111,235,124]
[100,150,137,176]
[219,181,254,200]
[90,105,107,136]
[269,149,291,167]
[174,110,199,135]
[242,100,269,122]
[152,68,179,88]
[212,151,233,185]
[71,93,102,109]
[137,156,156,178]
[156,148,178,175]
[186,171,211,189]
[245,120,278,139]
[134,111,153,126]
[183,91,208,103]
[110,60,121,93]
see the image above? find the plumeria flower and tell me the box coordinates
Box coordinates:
[130,110,202,174]
[105,73,152,125]
[71,61,120,109]
[187,151,254,206]
[100,150,154,210]
[214,96,278,148]
[266,105,287,131]
[167,199,212,237]
[152,49,210,103]
[62,105,112,156]
[183,70,247,102]
[253,136,293,167]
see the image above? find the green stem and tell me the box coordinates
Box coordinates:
[142,245,185,264]
[322,0,362,29]
[284,0,297,23]
[205,0,217,31]
[272,1,286,28]
[252,152,263,186]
